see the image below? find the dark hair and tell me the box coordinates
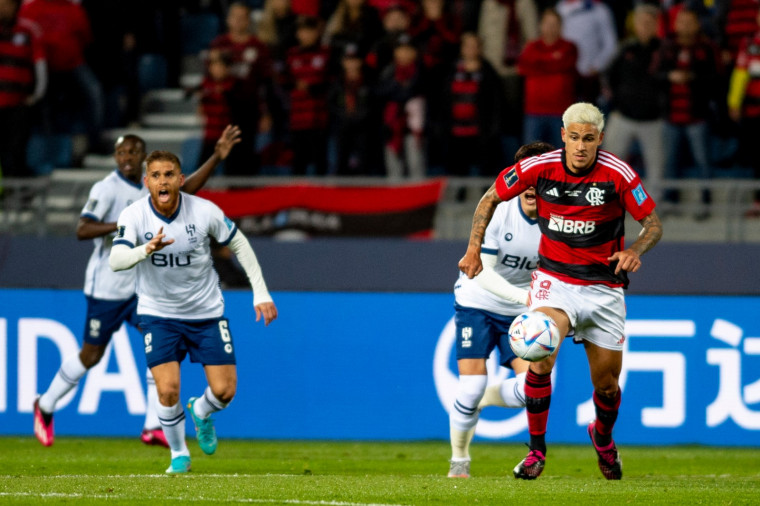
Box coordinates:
[145,150,182,171]
[114,134,146,152]
[514,141,556,163]
[296,15,321,30]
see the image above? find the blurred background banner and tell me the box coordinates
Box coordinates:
[1,290,759,445]
[196,179,447,237]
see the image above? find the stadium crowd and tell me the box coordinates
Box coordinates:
[2,0,760,214]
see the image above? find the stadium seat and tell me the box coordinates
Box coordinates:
[138,54,169,94]
[180,13,220,55]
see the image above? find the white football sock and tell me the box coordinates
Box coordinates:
[478,372,527,409]
[39,355,87,413]
[156,402,189,459]
[449,375,487,459]
[143,369,160,430]
[192,386,228,419]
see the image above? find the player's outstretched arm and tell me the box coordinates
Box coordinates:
[181,125,242,195]
[76,217,118,240]
[608,210,663,274]
[110,227,174,271]
[459,183,502,279]
[474,253,529,305]
[227,230,278,326]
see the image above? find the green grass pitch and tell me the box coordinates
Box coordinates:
[1,438,759,504]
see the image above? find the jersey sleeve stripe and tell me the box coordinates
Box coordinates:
[113,239,135,248]
[481,247,498,255]
[216,226,238,247]
[80,212,99,221]
[599,152,636,182]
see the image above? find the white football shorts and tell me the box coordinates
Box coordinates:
[527,270,626,351]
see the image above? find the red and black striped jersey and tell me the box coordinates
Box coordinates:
[0,18,44,108]
[494,148,656,288]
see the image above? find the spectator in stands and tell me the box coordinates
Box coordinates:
[604,4,667,202]
[411,0,460,173]
[656,6,721,219]
[209,2,274,175]
[555,0,617,104]
[328,43,383,175]
[258,0,299,63]
[20,0,104,159]
[727,7,760,216]
[411,0,460,79]
[198,49,236,172]
[517,7,577,149]
[257,0,299,168]
[477,0,538,146]
[375,32,426,178]
[436,32,505,177]
[0,0,45,178]
[715,0,760,67]
[81,0,140,129]
[283,16,331,175]
[365,3,412,80]
[324,0,385,75]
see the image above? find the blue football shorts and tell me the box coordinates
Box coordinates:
[454,304,518,368]
[139,315,236,369]
[83,295,140,346]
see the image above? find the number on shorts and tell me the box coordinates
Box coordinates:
[219,320,231,343]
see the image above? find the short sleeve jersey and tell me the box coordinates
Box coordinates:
[454,198,540,315]
[494,148,656,288]
[113,193,238,320]
[81,170,147,300]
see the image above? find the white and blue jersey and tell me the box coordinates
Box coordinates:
[454,198,540,316]
[114,192,237,320]
[81,170,146,300]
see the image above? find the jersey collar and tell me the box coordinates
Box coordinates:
[560,149,598,178]
[149,193,183,224]
[517,199,538,225]
[114,169,143,190]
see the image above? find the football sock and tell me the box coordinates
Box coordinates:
[593,389,621,447]
[525,369,552,455]
[156,402,189,458]
[39,355,87,414]
[478,372,527,408]
[144,369,160,430]
[449,375,487,459]
[193,386,228,419]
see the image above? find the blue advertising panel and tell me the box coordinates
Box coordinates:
[0,289,758,445]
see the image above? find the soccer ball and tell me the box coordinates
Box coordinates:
[508,311,560,362]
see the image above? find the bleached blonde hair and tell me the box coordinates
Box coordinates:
[562,102,605,132]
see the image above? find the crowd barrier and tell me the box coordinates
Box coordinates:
[0,289,758,445]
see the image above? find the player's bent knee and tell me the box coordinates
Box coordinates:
[212,384,236,404]
[79,347,105,369]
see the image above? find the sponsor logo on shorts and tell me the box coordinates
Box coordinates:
[547,214,596,234]
[144,333,153,354]
[461,327,473,348]
[89,319,101,338]
[632,183,648,205]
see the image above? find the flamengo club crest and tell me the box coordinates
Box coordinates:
[585,187,605,206]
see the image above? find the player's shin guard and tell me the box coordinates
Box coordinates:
[192,386,229,419]
[144,369,160,430]
[39,355,88,414]
[156,402,189,458]
[525,369,552,455]
[592,389,621,447]
[449,375,487,459]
